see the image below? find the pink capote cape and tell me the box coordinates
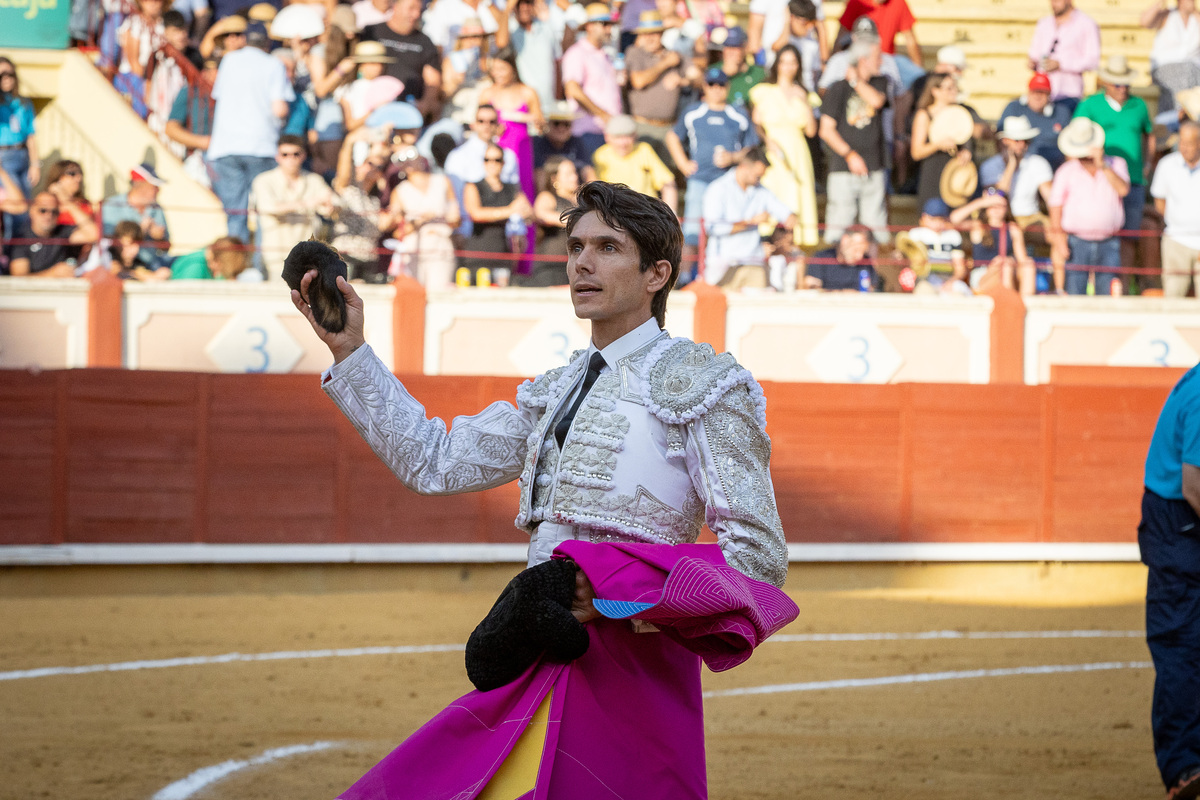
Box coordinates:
[337,542,799,800]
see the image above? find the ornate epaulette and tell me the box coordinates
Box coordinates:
[515,349,588,411]
[640,338,768,428]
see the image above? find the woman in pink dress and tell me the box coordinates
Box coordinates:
[477,45,543,204]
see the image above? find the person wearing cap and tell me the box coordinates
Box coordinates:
[625,11,687,149]
[1150,120,1200,297]
[819,40,890,245]
[532,100,595,180]
[1048,117,1130,295]
[592,115,678,208]
[999,72,1074,171]
[1027,0,1100,109]
[1073,55,1154,270]
[748,0,828,70]
[495,0,562,116]
[906,195,962,270]
[561,3,622,158]
[101,164,171,269]
[8,191,98,278]
[837,0,921,79]
[716,26,767,108]
[980,116,1054,231]
[361,0,442,118]
[666,66,761,253]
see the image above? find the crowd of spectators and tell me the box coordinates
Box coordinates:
[3,0,1200,296]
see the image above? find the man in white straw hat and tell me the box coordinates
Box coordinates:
[1074,54,1154,270]
[1047,117,1130,295]
[980,115,1054,230]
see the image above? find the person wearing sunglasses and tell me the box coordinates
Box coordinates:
[248,134,335,279]
[531,100,594,183]
[8,191,99,278]
[43,160,95,228]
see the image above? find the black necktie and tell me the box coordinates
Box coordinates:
[555,351,606,449]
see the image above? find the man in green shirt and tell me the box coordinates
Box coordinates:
[719,27,766,108]
[1073,54,1153,280]
[170,236,251,280]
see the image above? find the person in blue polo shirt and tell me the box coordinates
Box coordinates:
[998,72,1074,171]
[665,66,761,271]
[1140,365,1200,800]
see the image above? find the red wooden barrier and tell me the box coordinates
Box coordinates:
[0,370,1167,546]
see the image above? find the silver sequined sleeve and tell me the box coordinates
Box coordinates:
[686,384,789,588]
[322,345,533,495]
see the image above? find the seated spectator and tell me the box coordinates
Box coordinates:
[802,225,877,291]
[249,135,334,279]
[1048,118,1129,295]
[444,104,521,236]
[42,160,92,227]
[979,116,1053,231]
[764,0,821,92]
[101,163,170,268]
[1027,0,1099,111]
[1142,0,1200,123]
[170,235,252,279]
[907,197,962,268]
[107,220,171,280]
[837,0,922,85]
[1151,120,1200,297]
[9,191,99,277]
[950,188,1037,294]
[460,142,532,284]
[330,128,392,282]
[114,0,166,119]
[165,57,219,187]
[591,115,677,208]
[667,67,761,250]
[520,154,577,286]
[702,146,795,288]
[999,73,1073,171]
[388,147,461,289]
[532,101,594,181]
[819,41,889,244]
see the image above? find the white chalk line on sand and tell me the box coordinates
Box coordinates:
[150,741,340,800]
[0,630,1145,683]
[704,660,1154,698]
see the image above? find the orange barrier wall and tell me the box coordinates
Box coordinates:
[0,370,1167,546]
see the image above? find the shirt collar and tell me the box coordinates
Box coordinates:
[590,317,666,369]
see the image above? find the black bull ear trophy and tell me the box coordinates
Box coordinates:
[282,239,349,333]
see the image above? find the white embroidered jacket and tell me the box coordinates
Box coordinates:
[321,323,788,588]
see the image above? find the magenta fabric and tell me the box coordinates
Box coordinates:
[336,542,796,800]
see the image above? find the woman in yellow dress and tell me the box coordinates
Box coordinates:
[748,44,819,247]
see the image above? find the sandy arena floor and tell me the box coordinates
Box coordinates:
[0,562,1160,800]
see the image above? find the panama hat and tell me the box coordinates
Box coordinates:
[456,16,487,37]
[632,10,665,34]
[269,3,325,40]
[247,3,275,22]
[584,3,616,23]
[997,115,1038,141]
[209,14,248,36]
[351,41,397,63]
[939,159,978,207]
[1057,117,1106,159]
[928,104,974,147]
[1097,54,1142,86]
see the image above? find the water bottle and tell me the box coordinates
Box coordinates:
[858,268,871,292]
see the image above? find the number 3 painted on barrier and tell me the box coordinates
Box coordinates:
[848,336,870,382]
[1151,338,1170,367]
[247,326,270,373]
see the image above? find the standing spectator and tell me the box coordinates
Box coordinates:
[43,160,94,228]
[760,0,823,90]
[8,192,99,277]
[1027,0,1100,111]
[248,135,335,278]
[521,154,577,286]
[478,45,543,203]
[701,146,795,287]
[718,27,766,109]
[1151,121,1200,297]
[340,42,400,134]
[0,165,28,243]
[837,0,921,84]
[592,115,678,207]
[1138,364,1200,800]
[421,0,501,54]
[101,163,170,268]
[1074,55,1154,270]
[460,142,533,283]
[802,225,877,290]
[1048,117,1129,295]
[352,0,393,30]
[115,0,167,119]
[749,0,828,69]
[0,58,40,200]
[532,101,594,179]
[388,149,461,288]
[146,11,194,157]
[165,56,219,187]
[496,0,562,116]
[311,31,358,180]
[561,3,622,158]
[1142,0,1200,121]
[999,72,1073,170]
[199,11,246,59]
[910,74,975,211]
[330,128,392,281]
[819,41,890,244]
[206,29,294,245]
[170,235,251,280]
[979,116,1054,231]
[749,44,819,246]
[907,44,969,115]
[361,0,443,119]
[625,11,685,156]
[666,67,760,250]
[444,104,521,236]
